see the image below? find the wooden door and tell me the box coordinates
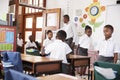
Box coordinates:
[42,8,61,44]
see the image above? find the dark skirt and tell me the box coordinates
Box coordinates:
[78,47,88,56]
[16,46,22,53]
[97,55,114,63]
[62,63,71,75]
[65,37,73,48]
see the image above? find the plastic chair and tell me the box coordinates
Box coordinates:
[5,69,38,80]
[94,61,120,80]
[1,51,23,72]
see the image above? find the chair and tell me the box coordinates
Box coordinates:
[5,69,38,80]
[94,61,120,80]
[35,41,41,51]
[1,51,23,72]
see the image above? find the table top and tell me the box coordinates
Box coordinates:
[68,54,91,59]
[21,54,62,63]
[37,73,79,80]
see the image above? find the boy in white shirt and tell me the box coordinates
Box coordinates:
[44,30,72,74]
[61,15,77,53]
[25,35,37,51]
[17,33,23,53]
[96,25,120,63]
[76,25,92,76]
[41,30,53,54]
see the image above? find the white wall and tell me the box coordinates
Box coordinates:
[46,0,117,48]
[0,0,9,21]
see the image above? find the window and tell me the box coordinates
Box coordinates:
[25,18,33,28]
[36,17,43,28]
[20,0,45,14]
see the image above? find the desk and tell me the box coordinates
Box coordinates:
[37,73,79,80]
[68,55,90,79]
[21,54,62,76]
[90,68,94,80]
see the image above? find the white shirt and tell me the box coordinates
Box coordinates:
[43,38,54,48]
[17,38,23,47]
[25,41,37,49]
[61,21,77,43]
[96,37,120,57]
[45,40,72,63]
[78,34,93,49]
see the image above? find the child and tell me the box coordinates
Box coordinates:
[25,35,37,51]
[41,30,53,52]
[61,15,77,53]
[76,25,93,76]
[96,25,120,63]
[44,30,72,74]
[17,33,23,53]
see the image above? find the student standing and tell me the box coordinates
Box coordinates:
[44,30,72,74]
[17,33,23,53]
[96,25,120,63]
[76,25,93,76]
[61,15,77,51]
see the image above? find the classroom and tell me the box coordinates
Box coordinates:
[0,0,120,80]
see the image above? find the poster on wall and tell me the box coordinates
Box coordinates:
[0,26,16,51]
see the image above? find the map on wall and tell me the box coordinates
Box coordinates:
[0,26,16,51]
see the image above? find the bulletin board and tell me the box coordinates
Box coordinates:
[0,25,16,51]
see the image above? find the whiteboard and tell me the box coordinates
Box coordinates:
[105,5,120,45]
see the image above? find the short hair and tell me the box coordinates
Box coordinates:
[56,30,67,40]
[29,35,33,40]
[46,30,52,34]
[63,14,70,21]
[85,25,92,31]
[19,33,22,36]
[104,25,114,32]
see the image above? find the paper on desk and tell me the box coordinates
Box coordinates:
[95,66,116,79]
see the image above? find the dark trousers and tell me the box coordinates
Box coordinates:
[97,55,114,63]
[78,47,88,56]
[65,37,74,54]
[62,63,71,75]
[16,46,22,53]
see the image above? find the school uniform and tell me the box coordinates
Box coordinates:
[43,38,54,48]
[96,37,120,63]
[25,41,37,49]
[78,34,92,56]
[45,39,72,74]
[61,21,77,48]
[17,38,23,53]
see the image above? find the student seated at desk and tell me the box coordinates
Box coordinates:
[96,25,120,63]
[25,35,38,53]
[44,30,72,74]
[41,30,54,55]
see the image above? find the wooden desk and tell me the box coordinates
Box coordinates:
[21,54,62,76]
[68,55,90,79]
[37,73,79,80]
